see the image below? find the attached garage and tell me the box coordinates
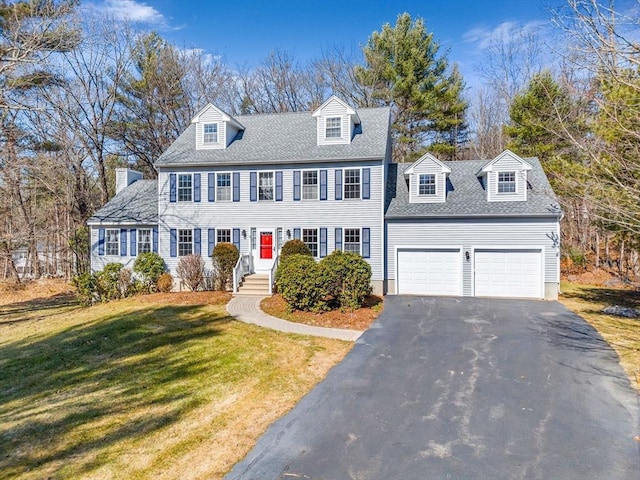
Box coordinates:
[396,248,462,296]
[474,249,542,299]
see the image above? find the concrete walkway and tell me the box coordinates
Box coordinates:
[226,295,362,341]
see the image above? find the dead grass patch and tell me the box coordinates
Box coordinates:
[0,278,74,306]
[559,281,640,390]
[261,294,383,330]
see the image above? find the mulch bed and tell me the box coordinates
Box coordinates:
[260,294,383,331]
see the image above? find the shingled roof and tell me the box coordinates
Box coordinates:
[88,180,157,225]
[385,157,561,218]
[154,107,391,167]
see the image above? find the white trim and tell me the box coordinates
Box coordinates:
[477,149,532,175]
[203,122,219,145]
[418,173,437,196]
[105,228,120,256]
[394,245,463,296]
[177,228,194,257]
[301,227,320,258]
[216,228,232,244]
[301,168,320,201]
[137,228,152,255]
[258,171,275,202]
[177,173,193,203]
[342,227,362,255]
[191,103,244,129]
[471,245,544,299]
[404,152,451,175]
[343,167,362,200]
[216,171,233,202]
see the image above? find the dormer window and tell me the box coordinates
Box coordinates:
[203,123,218,144]
[498,172,516,193]
[326,117,342,138]
[419,174,436,195]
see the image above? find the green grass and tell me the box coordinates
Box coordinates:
[559,281,640,389]
[0,292,350,479]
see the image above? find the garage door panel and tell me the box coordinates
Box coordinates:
[398,249,461,296]
[475,249,541,299]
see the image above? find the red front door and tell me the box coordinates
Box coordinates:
[260,232,273,259]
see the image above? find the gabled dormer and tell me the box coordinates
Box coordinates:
[312,95,361,146]
[405,153,451,204]
[192,103,244,150]
[477,150,532,202]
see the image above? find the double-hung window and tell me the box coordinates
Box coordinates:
[302,228,319,257]
[325,117,341,138]
[419,174,436,195]
[138,229,152,254]
[217,229,231,244]
[258,172,274,201]
[302,170,318,200]
[344,169,361,199]
[178,229,193,256]
[498,171,516,193]
[217,173,232,201]
[106,229,119,256]
[177,174,192,202]
[344,228,360,254]
[203,123,218,144]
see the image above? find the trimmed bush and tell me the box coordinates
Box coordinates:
[280,239,312,259]
[72,272,97,305]
[133,252,165,292]
[212,242,239,291]
[275,254,328,312]
[156,272,173,293]
[96,263,124,301]
[320,251,371,311]
[176,254,205,291]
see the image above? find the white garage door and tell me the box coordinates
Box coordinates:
[474,249,542,298]
[397,248,461,296]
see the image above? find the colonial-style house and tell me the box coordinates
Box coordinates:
[87,96,562,300]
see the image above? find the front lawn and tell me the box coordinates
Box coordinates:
[559,281,640,390]
[0,286,351,479]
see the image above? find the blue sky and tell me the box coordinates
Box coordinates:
[86,0,557,83]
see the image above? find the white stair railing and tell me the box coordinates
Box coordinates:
[268,255,279,295]
[232,254,254,293]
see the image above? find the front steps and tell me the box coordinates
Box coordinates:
[236,273,271,295]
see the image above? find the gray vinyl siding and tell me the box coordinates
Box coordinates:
[158,160,385,280]
[386,217,560,287]
[90,224,156,273]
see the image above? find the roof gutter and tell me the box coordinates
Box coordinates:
[154,155,387,169]
[385,212,563,220]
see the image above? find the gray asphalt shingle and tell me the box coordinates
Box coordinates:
[88,180,157,225]
[154,107,391,166]
[385,158,561,218]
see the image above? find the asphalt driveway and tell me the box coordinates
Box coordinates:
[226,296,639,479]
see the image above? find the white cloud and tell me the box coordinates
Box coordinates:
[87,0,166,25]
[463,20,548,51]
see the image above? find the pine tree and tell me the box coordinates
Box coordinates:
[355,12,468,162]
